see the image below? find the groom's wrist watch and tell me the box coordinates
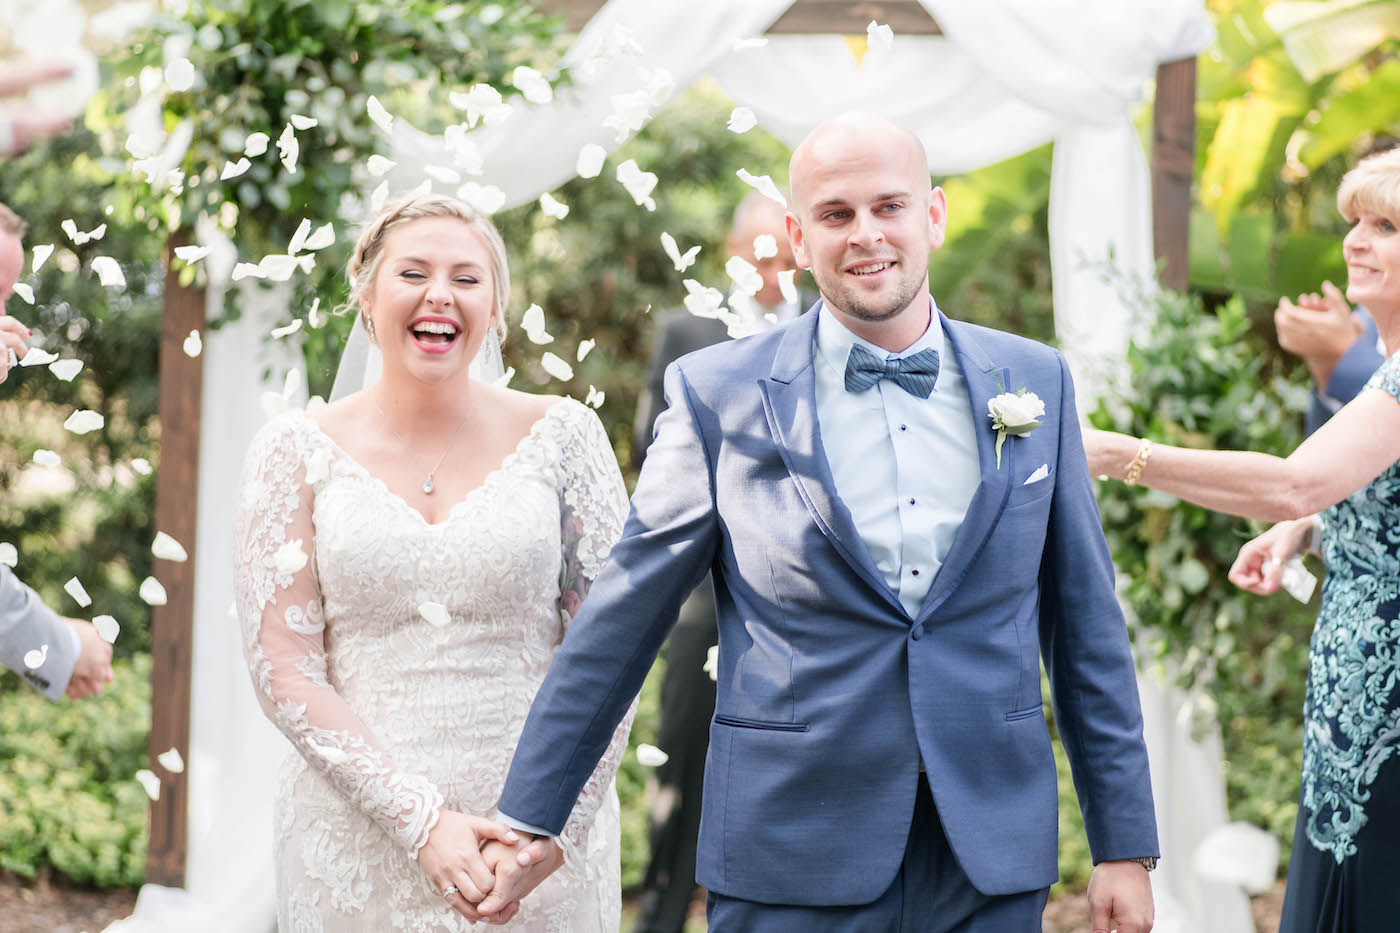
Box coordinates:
[1127,856,1157,871]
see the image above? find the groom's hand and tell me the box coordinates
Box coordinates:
[1087,860,1154,933]
[474,833,564,919]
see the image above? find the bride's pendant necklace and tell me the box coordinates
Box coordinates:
[375,402,471,495]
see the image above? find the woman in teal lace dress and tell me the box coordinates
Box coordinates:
[1086,148,1400,932]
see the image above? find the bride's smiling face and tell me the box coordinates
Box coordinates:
[364,216,497,384]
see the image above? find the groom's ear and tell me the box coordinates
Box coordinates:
[927,186,948,251]
[786,211,811,270]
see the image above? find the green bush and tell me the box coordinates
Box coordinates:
[0,655,151,886]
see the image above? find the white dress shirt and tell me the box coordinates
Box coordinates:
[813,299,981,618]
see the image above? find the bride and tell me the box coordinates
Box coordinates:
[232,194,634,931]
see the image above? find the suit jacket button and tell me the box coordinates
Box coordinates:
[911,625,923,641]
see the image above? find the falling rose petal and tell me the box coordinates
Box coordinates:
[11,282,33,304]
[135,769,161,801]
[576,143,606,179]
[540,352,574,382]
[753,235,778,260]
[157,747,185,773]
[307,298,323,328]
[866,20,894,52]
[20,347,58,366]
[727,107,757,134]
[64,577,92,607]
[92,257,126,288]
[539,193,569,220]
[520,304,554,345]
[726,256,763,297]
[270,319,303,338]
[366,95,394,133]
[244,132,270,156]
[704,644,719,680]
[683,280,726,319]
[636,743,669,767]
[274,539,308,574]
[288,219,312,255]
[495,366,515,388]
[131,458,153,475]
[584,385,605,409]
[24,644,48,670]
[576,339,595,362]
[425,164,461,185]
[450,83,511,128]
[366,154,396,178]
[139,576,168,606]
[418,602,451,628]
[511,66,553,104]
[289,113,317,130]
[603,90,651,143]
[277,124,299,173]
[32,243,54,273]
[183,330,202,357]
[456,182,506,215]
[370,181,389,213]
[152,531,188,562]
[33,449,61,467]
[64,409,105,435]
[164,57,195,92]
[62,220,106,245]
[737,169,787,208]
[778,269,798,305]
[732,36,768,51]
[49,359,82,381]
[0,543,16,567]
[94,615,120,643]
[220,158,251,180]
[174,244,210,264]
[660,233,700,272]
[231,262,266,281]
[616,160,658,210]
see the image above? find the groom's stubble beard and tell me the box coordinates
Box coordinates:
[816,255,929,324]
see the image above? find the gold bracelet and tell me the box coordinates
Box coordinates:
[1124,438,1153,486]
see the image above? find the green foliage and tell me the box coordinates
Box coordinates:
[0,655,151,886]
[1089,279,1317,862]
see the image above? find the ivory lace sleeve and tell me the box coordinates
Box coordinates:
[554,401,635,852]
[232,415,444,855]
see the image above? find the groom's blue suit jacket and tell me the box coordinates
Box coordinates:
[500,307,1158,905]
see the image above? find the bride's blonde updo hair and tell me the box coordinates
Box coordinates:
[346,193,510,342]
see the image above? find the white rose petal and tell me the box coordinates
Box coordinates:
[92,256,126,288]
[584,385,605,409]
[753,234,778,260]
[866,20,894,52]
[726,256,763,297]
[131,458,153,475]
[778,269,798,305]
[273,539,308,575]
[450,83,513,128]
[576,339,595,363]
[139,576,168,606]
[736,169,786,208]
[727,106,757,134]
[456,182,506,215]
[290,113,317,130]
[64,409,104,435]
[32,243,54,273]
[243,132,270,156]
[157,747,185,773]
[636,743,669,767]
[511,66,553,104]
[64,576,92,607]
[616,159,658,211]
[303,223,335,252]
[20,347,57,366]
[220,158,251,180]
[12,282,33,304]
[287,219,312,255]
[660,233,700,272]
[540,352,573,382]
[0,543,16,568]
[539,193,569,220]
[33,449,61,467]
[259,254,301,282]
[576,143,606,179]
[370,181,389,213]
[418,601,451,628]
[94,614,120,643]
[639,65,675,106]
[603,89,651,143]
[183,330,202,358]
[152,531,188,562]
[231,262,266,281]
[366,154,396,177]
[62,221,106,245]
[442,125,484,175]
[520,304,554,345]
[277,124,299,173]
[704,644,719,680]
[682,280,726,319]
[307,298,323,328]
[135,769,161,801]
[24,644,48,670]
[164,57,195,91]
[366,95,394,133]
[270,319,303,339]
[174,244,210,264]
[424,164,461,185]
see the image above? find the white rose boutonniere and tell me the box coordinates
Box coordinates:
[987,390,1045,468]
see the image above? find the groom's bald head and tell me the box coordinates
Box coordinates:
[788,114,931,216]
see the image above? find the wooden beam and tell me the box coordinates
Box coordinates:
[531,0,940,34]
[145,235,205,887]
[1151,56,1197,292]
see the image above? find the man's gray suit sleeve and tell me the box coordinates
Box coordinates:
[0,564,78,701]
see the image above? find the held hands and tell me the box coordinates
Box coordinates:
[472,834,564,921]
[1087,860,1154,933]
[1228,518,1314,595]
[65,619,114,700]
[418,811,522,924]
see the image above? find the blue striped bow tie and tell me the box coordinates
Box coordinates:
[843,344,940,399]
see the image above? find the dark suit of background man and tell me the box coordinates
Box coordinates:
[631,191,810,933]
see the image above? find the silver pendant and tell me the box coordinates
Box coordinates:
[423,476,434,494]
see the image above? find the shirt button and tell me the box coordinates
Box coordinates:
[911,568,920,577]
[899,424,908,431]
[908,498,916,506]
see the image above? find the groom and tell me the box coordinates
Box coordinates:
[487,114,1158,931]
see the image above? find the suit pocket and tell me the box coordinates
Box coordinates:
[1004,704,1045,723]
[713,714,809,732]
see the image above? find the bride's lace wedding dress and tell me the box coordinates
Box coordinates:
[233,397,633,932]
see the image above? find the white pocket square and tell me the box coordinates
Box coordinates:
[1023,464,1050,486]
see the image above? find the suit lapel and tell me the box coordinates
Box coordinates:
[917,316,1014,622]
[758,308,907,616]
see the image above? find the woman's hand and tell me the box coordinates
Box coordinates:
[473,834,564,919]
[1228,518,1315,595]
[1083,428,1136,480]
[0,315,31,384]
[416,810,520,921]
